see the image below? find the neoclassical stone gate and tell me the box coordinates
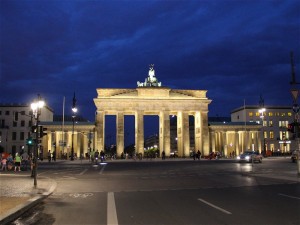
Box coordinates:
[94,66,212,157]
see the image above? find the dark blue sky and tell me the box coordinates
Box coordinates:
[1,0,300,124]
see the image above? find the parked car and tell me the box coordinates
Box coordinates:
[291,150,299,163]
[236,151,263,163]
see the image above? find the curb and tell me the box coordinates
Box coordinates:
[0,177,57,225]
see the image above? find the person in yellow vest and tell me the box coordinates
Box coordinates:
[14,153,21,172]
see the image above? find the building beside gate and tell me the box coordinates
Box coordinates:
[231,105,295,154]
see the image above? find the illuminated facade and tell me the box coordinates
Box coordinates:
[231,105,295,153]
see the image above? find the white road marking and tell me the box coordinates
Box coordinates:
[107,192,118,225]
[99,164,107,174]
[198,198,232,215]
[278,193,300,200]
[79,168,88,175]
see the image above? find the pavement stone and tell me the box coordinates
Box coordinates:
[0,173,56,225]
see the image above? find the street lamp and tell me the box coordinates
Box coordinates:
[71,93,77,161]
[258,96,266,156]
[31,94,45,188]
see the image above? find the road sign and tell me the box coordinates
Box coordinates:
[291,89,299,102]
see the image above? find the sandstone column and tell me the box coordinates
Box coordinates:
[201,111,210,156]
[183,112,190,157]
[135,111,144,155]
[194,111,201,153]
[116,112,124,157]
[95,111,105,151]
[159,111,170,156]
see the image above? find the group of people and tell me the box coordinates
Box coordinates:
[47,150,56,162]
[1,151,31,172]
[89,150,105,163]
[192,150,202,160]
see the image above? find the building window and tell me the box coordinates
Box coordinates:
[288,112,292,116]
[13,121,17,127]
[268,112,273,116]
[12,132,17,140]
[269,121,273,127]
[249,112,253,117]
[21,111,26,115]
[1,120,5,128]
[5,111,10,115]
[281,113,286,116]
[0,111,2,115]
[263,131,267,139]
[21,120,25,127]
[28,120,32,127]
[279,121,288,128]
[20,132,25,140]
[270,131,274,139]
[263,120,267,127]
[255,112,260,117]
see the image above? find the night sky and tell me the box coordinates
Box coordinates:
[1,0,300,124]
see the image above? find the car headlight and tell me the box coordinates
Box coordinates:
[245,156,250,160]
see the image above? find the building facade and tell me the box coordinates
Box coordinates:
[0,104,53,156]
[231,105,295,153]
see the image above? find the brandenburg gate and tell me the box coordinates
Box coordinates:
[94,65,212,157]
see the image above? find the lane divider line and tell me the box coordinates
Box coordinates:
[79,168,88,175]
[278,193,300,200]
[198,198,232,215]
[99,164,107,174]
[107,192,118,225]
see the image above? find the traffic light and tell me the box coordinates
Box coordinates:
[287,123,295,133]
[26,137,33,146]
[39,126,47,138]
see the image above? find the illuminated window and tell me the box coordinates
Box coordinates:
[288,112,292,116]
[263,131,267,139]
[249,112,253,117]
[268,112,273,116]
[270,131,274,139]
[255,112,260,117]
[281,112,286,116]
[269,121,273,127]
[279,121,288,128]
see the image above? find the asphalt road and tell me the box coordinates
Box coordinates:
[8,158,300,225]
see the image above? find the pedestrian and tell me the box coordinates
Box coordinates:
[197,150,201,160]
[48,150,51,162]
[162,150,165,160]
[14,153,21,172]
[7,154,13,171]
[1,157,7,171]
[21,151,29,170]
[52,150,56,161]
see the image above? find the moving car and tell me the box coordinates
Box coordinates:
[236,151,263,163]
[291,151,298,163]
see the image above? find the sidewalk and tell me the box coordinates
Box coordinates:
[0,173,57,225]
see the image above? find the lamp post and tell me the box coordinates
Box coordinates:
[258,96,266,156]
[31,94,44,188]
[71,93,77,161]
